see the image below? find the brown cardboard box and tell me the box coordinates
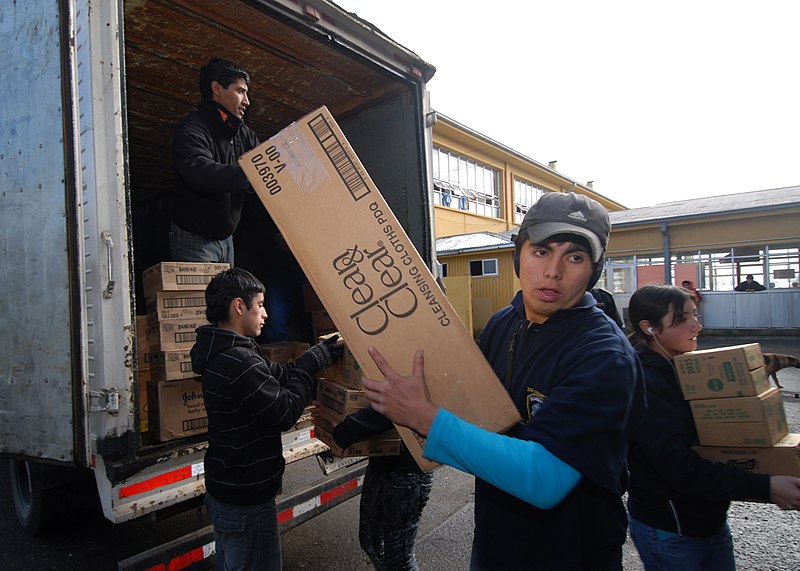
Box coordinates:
[142,261,229,299]
[317,391,363,419]
[675,343,770,399]
[146,291,207,323]
[313,414,401,457]
[690,388,785,424]
[259,341,310,365]
[148,378,208,441]
[694,433,800,477]
[135,315,151,370]
[694,414,788,447]
[240,106,520,470]
[318,378,369,410]
[150,349,194,381]
[146,318,205,351]
[324,345,364,390]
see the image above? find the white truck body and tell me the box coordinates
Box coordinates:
[0,0,435,548]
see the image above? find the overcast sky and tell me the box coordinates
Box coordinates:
[336,0,800,208]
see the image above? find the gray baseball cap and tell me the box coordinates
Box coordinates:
[517,192,610,263]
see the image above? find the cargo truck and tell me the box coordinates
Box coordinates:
[0,0,435,566]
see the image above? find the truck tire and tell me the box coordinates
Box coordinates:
[8,460,65,535]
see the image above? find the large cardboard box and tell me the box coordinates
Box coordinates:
[148,378,208,441]
[146,291,207,323]
[259,341,310,365]
[142,261,228,299]
[694,433,800,477]
[241,106,520,470]
[675,343,770,399]
[150,349,194,381]
[690,388,785,424]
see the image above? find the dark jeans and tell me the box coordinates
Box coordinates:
[170,221,234,265]
[629,514,736,571]
[205,493,281,570]
[359,466,434,571]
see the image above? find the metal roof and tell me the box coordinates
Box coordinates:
[609,185,800,226]
[436,231,516,255]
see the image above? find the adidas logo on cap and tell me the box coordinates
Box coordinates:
[567,210,588,223]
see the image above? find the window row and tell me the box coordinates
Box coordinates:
[606,245,800,293]
[432,146,548,221]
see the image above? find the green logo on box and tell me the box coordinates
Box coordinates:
[707,378,724,392]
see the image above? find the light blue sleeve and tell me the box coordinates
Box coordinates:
[424,409,581,509]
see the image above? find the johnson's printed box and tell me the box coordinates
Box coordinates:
[240,106,520,471]
[694,433,800,477]
[148,378,208,442]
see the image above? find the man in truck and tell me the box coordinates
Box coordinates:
[170,57,259,266]
[191,268,343,569]
[362,192,647,570]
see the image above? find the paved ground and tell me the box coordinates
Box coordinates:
[1,335,798,569]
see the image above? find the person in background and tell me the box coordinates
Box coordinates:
[234,203,310,344]
[680,279,702,304]
[590,286,624,329]
[191,268,343,569]
[625,283,800,570]
[170,57,259,265]
[330,405,432,571]
[362,192,647,570]
[734,274,766,292]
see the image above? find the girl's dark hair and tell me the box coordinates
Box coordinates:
[627,284,693,348]
[199,57,251,101]
[205,268,265,325]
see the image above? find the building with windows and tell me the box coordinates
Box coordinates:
[431,112,624,336]
[432,113,800,335]
[607,186,800,330]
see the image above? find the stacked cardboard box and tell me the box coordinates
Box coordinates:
[675,343,798,476]
[142,261,227,441]
[259,341,310,365]
[314,342,401,458]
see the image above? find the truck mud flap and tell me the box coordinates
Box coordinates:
[117,462,367,571]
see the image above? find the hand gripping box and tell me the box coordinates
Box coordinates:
[674,343,770,399]
[240,106,521,471]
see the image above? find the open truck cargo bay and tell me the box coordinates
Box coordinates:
[0,0,435,542]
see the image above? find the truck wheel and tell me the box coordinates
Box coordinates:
[8,460,62,535]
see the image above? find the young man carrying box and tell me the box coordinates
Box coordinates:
[364,192,647,570]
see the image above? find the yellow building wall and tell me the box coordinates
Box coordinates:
[441,250,519,337]
[441,276,473,333]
